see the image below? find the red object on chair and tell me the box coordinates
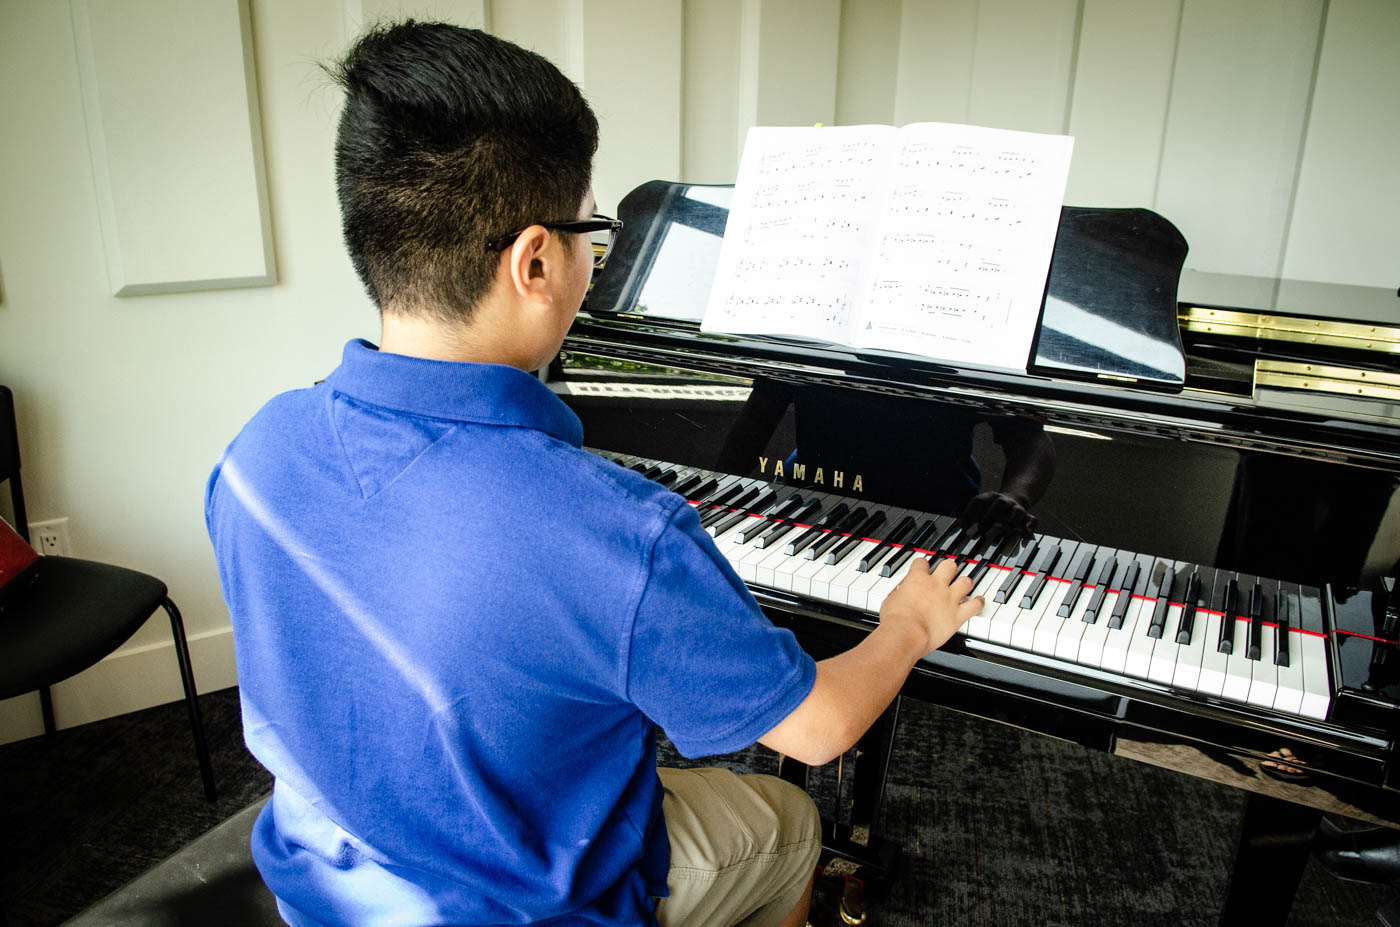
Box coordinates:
[0,515,38,589]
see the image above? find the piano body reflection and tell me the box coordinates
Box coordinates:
[551,181,1400,925]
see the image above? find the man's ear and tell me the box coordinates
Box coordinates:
[505,226,554,303]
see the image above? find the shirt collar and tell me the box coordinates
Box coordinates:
[323,339,583,448]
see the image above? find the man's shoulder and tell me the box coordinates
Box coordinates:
[544,444,688,528]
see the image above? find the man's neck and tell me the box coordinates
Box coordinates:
[378,311,492,364]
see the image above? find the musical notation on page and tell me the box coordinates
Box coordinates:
[702,121,1073,372]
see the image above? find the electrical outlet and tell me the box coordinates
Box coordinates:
[30,517,72,557]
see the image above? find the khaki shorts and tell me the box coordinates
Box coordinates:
[655,767,821,927]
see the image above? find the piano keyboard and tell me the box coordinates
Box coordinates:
[610,454,1333,723]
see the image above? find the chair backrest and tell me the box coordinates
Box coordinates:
[0,385,29,541]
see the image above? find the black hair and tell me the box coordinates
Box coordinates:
[327,21,598,321]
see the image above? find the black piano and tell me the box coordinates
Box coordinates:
[552,180,1400,925]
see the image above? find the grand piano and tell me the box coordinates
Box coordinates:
[551,180,1400,925]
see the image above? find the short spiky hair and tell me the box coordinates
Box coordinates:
[328,22,598,321]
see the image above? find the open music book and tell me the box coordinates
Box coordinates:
[701,122,1074,372]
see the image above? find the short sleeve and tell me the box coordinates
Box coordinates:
[625,501,816,758]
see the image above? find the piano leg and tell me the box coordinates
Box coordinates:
[850,696,901,839]
[1219,792,1320,926]
[779,701,903,926]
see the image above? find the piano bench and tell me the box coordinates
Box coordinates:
[63,796,280,927]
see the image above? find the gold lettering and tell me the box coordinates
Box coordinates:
[758,456,768,474]
[813,468,824,485]
[774,460,785,478]
[792,463,806,481]
[833,471,844,489]
[853,475,864,492]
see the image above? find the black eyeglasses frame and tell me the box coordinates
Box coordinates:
[486,216,624,268]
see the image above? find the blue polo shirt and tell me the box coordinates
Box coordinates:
[205,339,816,927]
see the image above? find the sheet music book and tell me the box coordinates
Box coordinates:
[701,122,1074,372]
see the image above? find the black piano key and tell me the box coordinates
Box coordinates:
[1082,555,1118,624]
[994,537,1040,604]
[809,506,867,560]
[1246,581,1264,660]
[654,468,680,487]
[1108,561,1142,629]
[859,515,918,573]
[945,524,979,560]
[707,485,771,532]
[827,510,887,565]
[965,530,1011,585]
[918,519,961,559]
[697,481,748,522]
[786,503,850,556]
[1274,582,1293,667]
[1145,563,1176,639]
[1217,576,1240,654]
[640,464,664,481]
[705,485,771,531]
[1018,544,1063,610]
[673,474,710,499]
[1057,548,1099,617]
[881,519,942,577]
[1174,571,1203,644]
[737,495,799,543]
[756,498,821,548]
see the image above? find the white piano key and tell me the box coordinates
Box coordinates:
[785,546,834,596]
[1053,585,1096,662]
[1123,596,1159,680]
[1171,604,1210,693]
[753,542,802,590]
[1147,604,1184,684]
[987,573,1038,645]
[1196,613,1229,698]
[963,565,1012,640]
[1076,590,1119,668]
[1298,629,1331,720]
[810,538,880,603]
[1100,593,1146,676]
[1246,624,1279,708]
[1031,579,1078,657]
[1273,630,1306,716]
[1222,638,1256,704]
[1010,576,1066,652]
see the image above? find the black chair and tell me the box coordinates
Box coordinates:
[0,384,215,801]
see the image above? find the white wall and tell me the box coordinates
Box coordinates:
[0,0,1394,742]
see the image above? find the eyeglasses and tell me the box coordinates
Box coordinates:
[486,215,624,269]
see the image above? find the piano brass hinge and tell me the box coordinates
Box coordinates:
[1180,307,1400,353]
[1254,359,1400,401]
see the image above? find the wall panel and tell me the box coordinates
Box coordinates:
[966,0,1080,134]
[1154,0,1324,278]
[1281,0,1400,290]
[1063,0,1179,208]
[71,0,275,296]
[892,0,979,125]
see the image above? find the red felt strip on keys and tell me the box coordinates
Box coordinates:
[1336,629,1397,644]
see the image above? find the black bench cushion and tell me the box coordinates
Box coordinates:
[64,796,281,927]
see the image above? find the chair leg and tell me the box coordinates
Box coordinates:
[39,685,56,735]
[162,597,217,802]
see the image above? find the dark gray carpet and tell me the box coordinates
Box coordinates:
[0,687,1388,926]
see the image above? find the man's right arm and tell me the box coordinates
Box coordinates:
[758,557,981,766]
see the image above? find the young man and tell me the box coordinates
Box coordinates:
[205,22,981,927]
